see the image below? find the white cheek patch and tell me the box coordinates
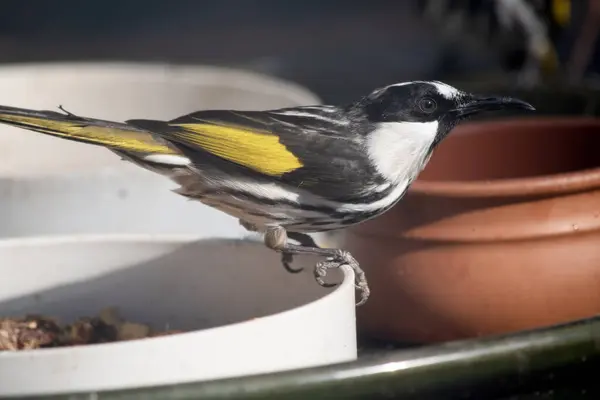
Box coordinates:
[366,121,439,184]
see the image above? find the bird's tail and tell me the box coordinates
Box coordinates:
[0,104,176,155]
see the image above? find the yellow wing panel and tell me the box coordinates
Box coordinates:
[173,123,303,176]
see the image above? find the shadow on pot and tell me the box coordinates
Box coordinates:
[347,115,600,344]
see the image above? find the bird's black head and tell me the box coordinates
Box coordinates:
[345,81,534,187]
[356,80,534,138]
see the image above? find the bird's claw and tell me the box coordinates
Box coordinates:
[314,250,370,306]
[281,252,303,273]
[314,258,339,288]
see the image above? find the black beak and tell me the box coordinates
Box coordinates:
[455,96,535,118]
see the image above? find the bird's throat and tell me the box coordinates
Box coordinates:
[366,121,438,184]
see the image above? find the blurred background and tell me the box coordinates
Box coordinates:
[0,0,596,102]
[0,1,600,398]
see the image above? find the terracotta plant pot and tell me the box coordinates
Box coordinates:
[346,117,600,344]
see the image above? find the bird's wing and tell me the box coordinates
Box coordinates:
[0,104,385,202]
[127,108,385,202]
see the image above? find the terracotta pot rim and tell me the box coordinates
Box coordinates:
[411,117,600,198]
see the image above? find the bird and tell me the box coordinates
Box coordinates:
[0,80,534,306]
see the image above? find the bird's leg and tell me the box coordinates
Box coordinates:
[281,232,320,274]
[238,219,315,274]
[264,226,370,306]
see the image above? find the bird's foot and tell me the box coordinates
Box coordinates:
[314,249,370,306]
[281,252,303,273]
[279,232,319,274]
[263,226,370,306]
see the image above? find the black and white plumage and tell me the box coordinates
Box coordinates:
[0,81,534,305]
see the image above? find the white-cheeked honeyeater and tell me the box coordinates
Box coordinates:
[0,81,534,305]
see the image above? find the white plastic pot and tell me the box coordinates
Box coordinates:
[0,235,356,397]
[0,171,249,239]
[0,62,321,240]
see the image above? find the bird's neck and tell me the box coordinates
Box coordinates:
[366,121,438,185]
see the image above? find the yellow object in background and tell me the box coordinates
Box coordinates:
[552,0,571,27]
[541,0,572,76]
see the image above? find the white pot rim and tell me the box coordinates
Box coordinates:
[0,61,322,106]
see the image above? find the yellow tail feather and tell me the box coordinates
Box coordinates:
[0,106,175,155]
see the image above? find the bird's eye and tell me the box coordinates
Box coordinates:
[418,97,437,113]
